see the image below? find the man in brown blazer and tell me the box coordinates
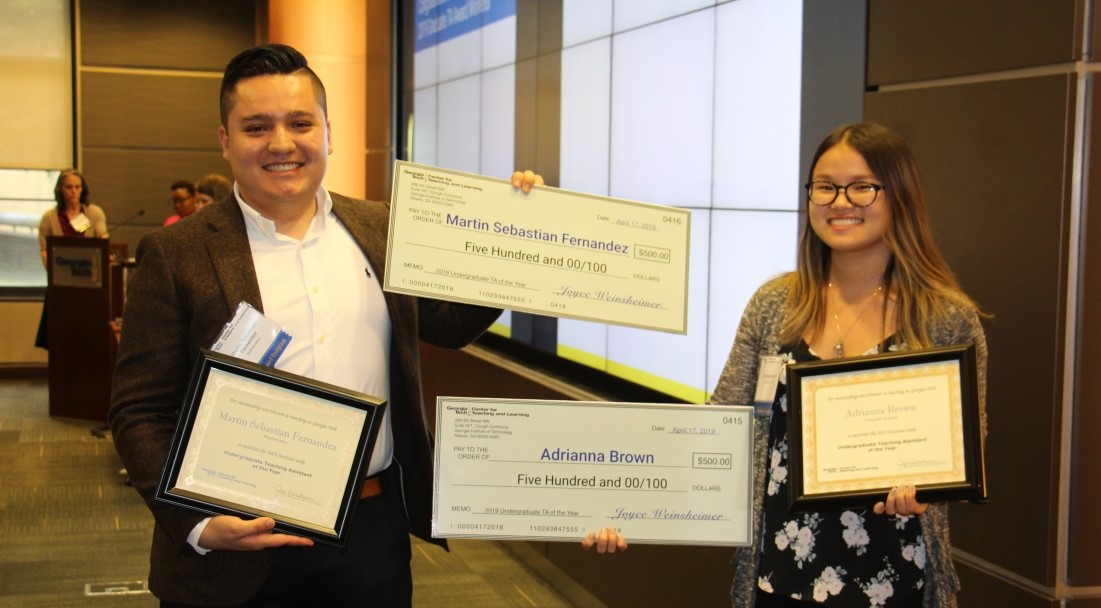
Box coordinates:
[110,44,522,607]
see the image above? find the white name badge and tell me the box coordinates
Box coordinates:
[70,212,92,233]
[753,355,786,415]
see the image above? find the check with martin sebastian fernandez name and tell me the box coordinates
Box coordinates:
[432,397,754,546]
[384,161,691,334]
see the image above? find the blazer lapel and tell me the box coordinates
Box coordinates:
[203,202,264,313]
[330,192,414,331]
[330,193,386,280]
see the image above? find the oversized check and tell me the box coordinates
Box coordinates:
[385,161,691,334]
[433,397,754,546]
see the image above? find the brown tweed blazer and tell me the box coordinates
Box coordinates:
[109,192,500,606]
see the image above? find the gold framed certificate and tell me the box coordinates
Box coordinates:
[786,344,985,510]
[155,350,386,546]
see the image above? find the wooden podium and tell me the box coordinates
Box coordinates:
[44,236,125,421]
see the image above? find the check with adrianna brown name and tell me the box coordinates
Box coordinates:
[432,397,754,546]
[384,161,691,334]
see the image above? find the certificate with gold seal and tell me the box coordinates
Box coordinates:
[384,161,691,334]
[786,344,986,510]
[432,397,754,546]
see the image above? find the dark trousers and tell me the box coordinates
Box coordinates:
[34,295,48,350]
[162,468,412,608]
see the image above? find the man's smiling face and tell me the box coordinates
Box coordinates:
[218,72,332,218]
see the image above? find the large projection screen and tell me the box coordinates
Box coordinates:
[409,0,807,403]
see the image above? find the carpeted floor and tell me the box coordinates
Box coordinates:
[0,378,604,607]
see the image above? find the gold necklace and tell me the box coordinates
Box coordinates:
[829,282,882,357]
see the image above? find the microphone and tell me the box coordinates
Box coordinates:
[108,209,145,233]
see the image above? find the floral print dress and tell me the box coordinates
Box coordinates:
[756,339,925,607]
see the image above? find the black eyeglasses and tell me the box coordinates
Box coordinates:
[804,180,884,207]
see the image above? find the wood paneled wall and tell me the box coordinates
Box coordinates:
[866,1,1098,605]
[76,0,256,250]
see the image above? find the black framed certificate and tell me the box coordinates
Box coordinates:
[155,349,386,546]
[787,344,985,511]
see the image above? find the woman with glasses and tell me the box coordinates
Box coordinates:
[712,122,988,607]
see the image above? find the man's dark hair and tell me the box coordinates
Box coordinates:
[219,43,328,126]
[170,180,196,197]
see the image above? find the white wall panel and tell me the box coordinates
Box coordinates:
[560,39,611,196]
[563,0,613,48]
[713,0,803,210]
[438,29,482,82]
[414,45,438,88]
[480,65,515,177]
[705,209,799,393]
[613,0,715,33]
[482,15,517,70]
[609,10,714,209]
[437,75,482,173]
[412,87,438,166]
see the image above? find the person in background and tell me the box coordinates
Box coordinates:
[194,173,233,211]
[35,168,109,349]
[110,43,538,607]
[37,168,109,267]
[713,122,988,608]
[163,179,197,226]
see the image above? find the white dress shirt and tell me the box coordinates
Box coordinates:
[189,186,392,553]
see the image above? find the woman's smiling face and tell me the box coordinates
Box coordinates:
[807,142,892,258]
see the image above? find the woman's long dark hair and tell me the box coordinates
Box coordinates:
[781,122,983,348]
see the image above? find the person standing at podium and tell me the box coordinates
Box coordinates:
[35,168,109,349]
[37,168,109,268]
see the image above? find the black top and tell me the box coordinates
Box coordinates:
[756,337,924,606]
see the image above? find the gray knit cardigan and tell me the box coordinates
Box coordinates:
[710,276,988,608]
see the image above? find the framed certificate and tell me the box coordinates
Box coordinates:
[155,349,386,546]
[786,344,985,511]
